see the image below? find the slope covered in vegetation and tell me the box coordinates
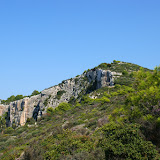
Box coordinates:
[0,61,160,160]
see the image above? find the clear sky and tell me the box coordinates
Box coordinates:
[0,0,160,100]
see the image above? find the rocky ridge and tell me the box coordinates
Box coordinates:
[3,69,122,127]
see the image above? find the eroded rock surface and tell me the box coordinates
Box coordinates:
[4,69,122,126]
[0,105,8,116]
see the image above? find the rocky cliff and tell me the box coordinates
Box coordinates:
[4,69,122,127]
[0,105,8,117]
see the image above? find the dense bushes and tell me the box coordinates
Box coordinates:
[44,130,96,160]
[47,102,71,115]
[1,90,40,104]
[98,122,159,160]
[95,97,110,104]
[0,62,160,159]
[4,127,14,134]
[1,95,25,104]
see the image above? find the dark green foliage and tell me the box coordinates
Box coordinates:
[86,80,97,93]
[43,95,51,106]
[31,90,40,96]
[81,95,94,105]
[43,130,96,160]
[122,70,128,76]
[68,96,76,104]
[98,122,159,160]
[26,117,35,125]
[74,77,79,84]
[15,95,24,101]
[1,90,40,104]
[0,115,7,132]
[1,95,25,104]
[114,75,134,86]
[98,63,112,69]
[56,90,66,100]
[97,60,150,72]
[4,127,14,134]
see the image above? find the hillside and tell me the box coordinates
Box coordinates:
[0,60,160,160]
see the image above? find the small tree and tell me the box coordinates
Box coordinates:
[56,102,71,112]
[31,90,40,96]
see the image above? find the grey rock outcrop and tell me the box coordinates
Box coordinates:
[0,104,8,116]
[5,69,122,127]
[86,69,121,89]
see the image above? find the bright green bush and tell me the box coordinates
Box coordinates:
[122,70,128,76]
[110,92,118,97]
[143,114,154,122]
[95,97,110,104]
[46,103,71,115]
[55,102,71,112]
[103,92,111,98]
[75,102,81,107]
[46,107,54,114]
[81,96,94,105]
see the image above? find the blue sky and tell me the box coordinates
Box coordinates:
[0,0,160,100]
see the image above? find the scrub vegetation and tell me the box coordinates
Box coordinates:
[0,61,160,160]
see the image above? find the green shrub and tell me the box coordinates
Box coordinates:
[110,92,118,97]
[122,70,128,76]
[98,122,159,160]
[31,90,40,96]
[43,95,51,106]
[26,117,35,125]
[113,60,121,64]
[2,95,25,104]
[43,130,95,160]
[95,97,110,104]
[74,78,79,84]
[114,84,121,89]
[4,127,14,134]
[47,107,54,114]
[55,102,71,112]
[143,114,154,122]
[103,92,111,98]
[46,103,71,115]
[68,96,76,104]
[75,102,81,108]
[81,95,94,105]
[56,90,66,100]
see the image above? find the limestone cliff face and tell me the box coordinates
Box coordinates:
[8,95,41,126]
[0,105,8,116]
[86,69,122,89]
[6,69,122,127]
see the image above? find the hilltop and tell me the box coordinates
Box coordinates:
[0,60,160,160]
